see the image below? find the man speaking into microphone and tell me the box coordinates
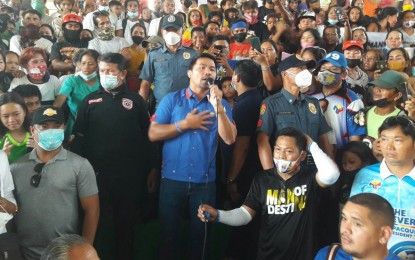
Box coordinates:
[148,53,236,259]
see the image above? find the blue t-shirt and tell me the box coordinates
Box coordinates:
[152,87,233,183]
[350,162,415,257]
[315,245,401,260]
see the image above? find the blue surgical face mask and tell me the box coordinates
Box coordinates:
[127,11,138,18]
[79,71,97,81]
[231,82,237,90]
[36,129,64,151]
[100,74,119,90]
[328,19,339,25]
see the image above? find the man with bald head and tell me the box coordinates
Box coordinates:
[41,234,100,260]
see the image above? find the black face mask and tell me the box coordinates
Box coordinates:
[207,35,214,42]
[234,32,247,43]
[208,0,217,5]
[343,169,360,177]
[372,97,393,108]
[41,35,54,42]
[63,28,81,43]
[132,35,144,45]
[346,58,361,68]
[266,0,274,4]
[81,37,93,44]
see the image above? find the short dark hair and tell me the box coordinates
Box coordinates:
[219,76,232,89]
[130,21,147,37]
[208,10,223,21]
[242,0,259,10]
[212,34,229,44]
[109,0,122,8]
[341,141,378,168]
[204,21,220,31]
[22,9,42,19]
[12,84,42,100]
[188,53,216,71]
[379,115,415,141]
[191,26,205,37]
[323,24,341,37]
[92,11,109,26]
[234,60,261,88]
[276,127,307,152]
[78,49,100,63]
[348,193,395,228]
[123,0,138,9]
[98,52,127,71]
[0,92,31,136]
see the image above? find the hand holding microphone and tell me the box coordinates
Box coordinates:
[206,77,223,110]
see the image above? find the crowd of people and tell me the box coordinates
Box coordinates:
[0,0,414,259]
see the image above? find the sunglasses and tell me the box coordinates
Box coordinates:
[30,163,45,188]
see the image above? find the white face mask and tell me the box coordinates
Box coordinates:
[403,20,415,28]
[100,74,119,90]
[273,152,303,174]
[98,5,109,11]
[163,31,181,45]
[287,69,313,89]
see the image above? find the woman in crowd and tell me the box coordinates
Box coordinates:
[39,24,57,43]
[348,6,367,28]
[125,23,147,92]
[249,39,281,96]
[301,46,326,94]
[398,10,415,47]
[182,8,203,47]
[53,49,100,136]
[362,49,381,82]
[0,92,31,163]
[352,26,369,50]
[299,28,323,54]
[367,6,399,32]
[9,47,61,105]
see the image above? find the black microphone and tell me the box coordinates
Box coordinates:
[206,77,214,87]
[206,78,218,101]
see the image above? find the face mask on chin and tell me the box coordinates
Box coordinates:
[273,151,303,174]
[372,97,394,108]
[346,58,361,68]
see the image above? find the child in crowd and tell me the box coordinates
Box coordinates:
[220,76,237,109]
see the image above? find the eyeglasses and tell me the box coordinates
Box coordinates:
[31,163,45,188]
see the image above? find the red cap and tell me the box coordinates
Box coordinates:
[342,40,364,50]
[62,14,82,25]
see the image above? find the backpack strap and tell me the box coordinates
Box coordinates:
[326,243,341,260]
[122,18,128,35]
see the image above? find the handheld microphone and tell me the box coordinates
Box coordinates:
[206,77,217,101]
[206,77,214,87]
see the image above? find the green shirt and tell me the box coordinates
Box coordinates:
[0,132,30,163]
[366,106,402,139]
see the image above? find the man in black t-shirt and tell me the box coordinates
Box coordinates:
[199,127,340,259]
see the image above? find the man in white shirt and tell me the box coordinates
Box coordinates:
[148,0,176,36]
[9,10,52,54]
[87,11,129,54]
[82,0,117,35]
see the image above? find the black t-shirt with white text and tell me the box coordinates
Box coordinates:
[244,167,322,260]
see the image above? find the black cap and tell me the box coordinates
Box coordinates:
[32,106,65,125]
[277,54,316,73]
[161,14,184,30]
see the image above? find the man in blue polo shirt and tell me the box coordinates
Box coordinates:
[350,115,415,258]
[148,53,236,259]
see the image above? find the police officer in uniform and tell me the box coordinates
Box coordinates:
[257,54,333,170]
[139,14,197,107]
[71,53,158,260]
